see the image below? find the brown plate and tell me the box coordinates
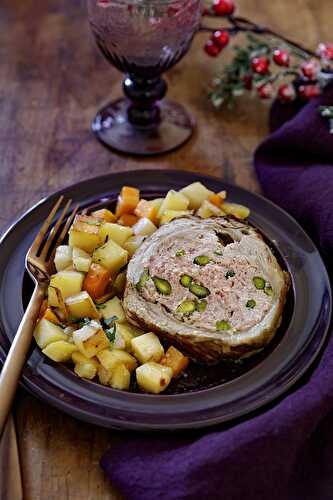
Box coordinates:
[0,170,331,431]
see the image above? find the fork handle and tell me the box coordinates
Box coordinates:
[0,283,47,436]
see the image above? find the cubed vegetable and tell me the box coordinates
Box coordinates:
[132,217,157,237]
[72,351,99,366]
[116,322,144,351]
[42,307,62,325]
[34,319,67,349]
[97,349,137,372]
[113,270,126,297]
[180,182,213,209]
[131,332,164,364]
[134,199,158,224]
[72,247,92,273]
[208,193,223,207]
[110,363,131,390]
[157,190,189,218]
[93,240,128,275]
[42,340,77,362]
[98,365,111,385]
[196,200,226,218]
[117,214,139,227]
[123,235,145,257]
[49,271,84,300]
[221,202,250,219]
[83,263,111,300]
[54,245,73,272]
[65,291,99,319]
[68,214,102,253]
[91,208,116,223]
[160,346,189,377]
[74,361,98,380]
[100,296,126,323]
[115,186,140,217]
[73,321,109,358]
[159,210,193,225]
[113,328,126,350]
[99,222,133,247]
[136,362,173,394]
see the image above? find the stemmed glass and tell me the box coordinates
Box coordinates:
[87,0,202,156]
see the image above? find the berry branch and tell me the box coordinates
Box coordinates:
[201,0,333,109]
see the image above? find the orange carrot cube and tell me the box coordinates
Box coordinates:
[83,263,111,300]
[134,199,158,224]
[208,193,223,207]
[117,214,139,227]
[160,346,189,377]
[115,186,140,217]
[42,307,62,325]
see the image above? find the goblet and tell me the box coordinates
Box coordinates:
[87,0,202,156]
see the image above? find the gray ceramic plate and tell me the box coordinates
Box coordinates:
[0,170,331,431]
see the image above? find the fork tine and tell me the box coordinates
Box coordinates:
[39,199,72,260]
[29,196,64,255]
[48,203,80,263]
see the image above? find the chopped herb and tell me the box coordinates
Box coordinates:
[152,276,172,295]
[214,250,223,256]
[189,283,210,298]
[264,286,273,296]
[105,325,116,348]
[96,304,106,310]
[175,249,185,257]
[176,300,196,315]
[246,299,256,309]
[68,315,81,323]
[225,270,235,279]
[253,276,265,289]
[196,299,207,312]
[194,255,210,266]
[180,274,193,288]
[104,315,118,326]
[136,268,150,292]
[77,317,92,328]
[85,220,101,225]
[216,320,231,331]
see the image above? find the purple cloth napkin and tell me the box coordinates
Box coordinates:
[101,87,333,500]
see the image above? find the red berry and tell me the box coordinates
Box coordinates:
[257,82,273,99]
[273,48,290,67]
[243,75,253,90]
[300,59,320,79]
[211,30,230,48]
[204,40,222,57]
[298,84,321,100]
[277,84,296,102]
[212,0,235,16]
[317,42,333,61]
[251,56,270,75]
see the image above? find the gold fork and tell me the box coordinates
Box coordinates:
[0,196,79,436]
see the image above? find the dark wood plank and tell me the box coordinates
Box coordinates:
[0,0,330,497]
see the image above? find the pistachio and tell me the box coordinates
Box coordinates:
[152,276,172,296]
[189,283,210,298]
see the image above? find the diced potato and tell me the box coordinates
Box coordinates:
[113,271,126,297]
[98,365,111,385]
[54,245,73,272]
[115,186,140,217]
[92,208,116,223]
[136,362,173,394]
[72,351,99,366]
[73,321,109,358]
[49,271,84,300]
[196,200,226,219]
[123,235,145,257]
[47,286,59,307]
[132,217,157,237]
[160,346,189,377]
[113,328,126,350]
[100,296,126,323]
[131,332,164,364]
[134,199,158,224]
[116,322,144,351]
[110,363,131,390]
[74,361,98,380]
[160,210,193,225]
[157,190,189,218]
[83,263,111,300]
[117,214,139,227]
[221,202,250,220]
[68,214,102,253]
[42,340,77,362]
[93,240,128,274]
[180,182,213,210]
[42,307,62,325]
[150,198,164,213]
[97,349,137,372]
[99,223,133,247]
[34,319,67,349]
[72,247,92,272]
[65,291,99,319]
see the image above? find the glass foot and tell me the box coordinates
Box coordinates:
[92,98,195,156]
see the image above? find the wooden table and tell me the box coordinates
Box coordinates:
[1,0,331,497]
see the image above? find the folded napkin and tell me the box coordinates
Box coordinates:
[101,87,333,500]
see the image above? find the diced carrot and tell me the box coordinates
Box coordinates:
[208,193,223,207]
[42,307,62,325]
[39,299,48,319]
[91,208,116,223]
[117,214,139,227]
[83,263,112,300]
[134,199,158,224]
[115,186,140,217]
[160,346,189,377]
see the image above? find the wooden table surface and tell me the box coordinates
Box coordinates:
[1,0,331,498]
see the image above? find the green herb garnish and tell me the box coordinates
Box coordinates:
[175,249,185,257]
[253,276,265,289]
[194,255,211,266]
[104,315,118,326]
[152,276,172,295]
[180,274,193,288]
[85,220,101,226]
[103,315,118,349]
[246,299,256,309]
[225,270,235,279]
[176,300,196,315]
[136,268,150,292]
[216,320,231,331]
[189,283,210,298]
